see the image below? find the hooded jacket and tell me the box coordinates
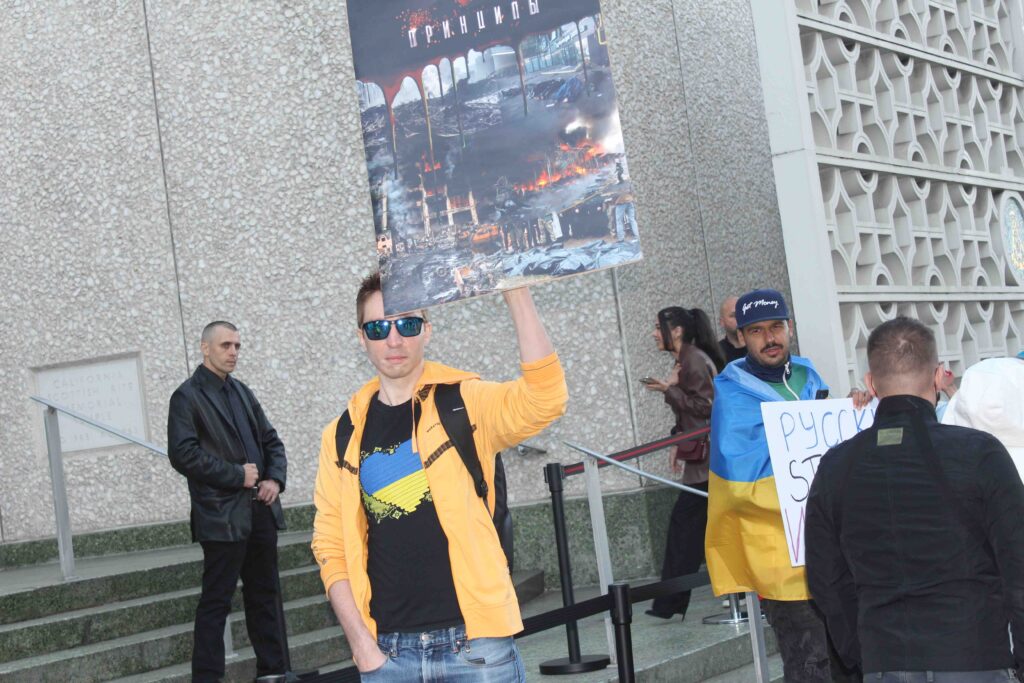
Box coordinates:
[311,353,567,639]
[941,356,1024,478]
[705,355,828,600]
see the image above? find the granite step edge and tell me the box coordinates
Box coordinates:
[0,568,542,673]
[0,532,315,624]
[0,589,335,681]
[0,504,317,570]
[0,565,321,662]
[106,625,351,683]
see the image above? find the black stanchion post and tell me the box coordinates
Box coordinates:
[549,462,580,663]
[276,582,293,674]
[539,463,610,675]
[272,563,318,682]
[609,582,635,683]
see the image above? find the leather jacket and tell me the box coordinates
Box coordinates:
[664,343,716,478]
[167,364,287,542]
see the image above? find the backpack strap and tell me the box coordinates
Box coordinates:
[433,383,515,570]
[334,410,358,475]
[434,383,488,502]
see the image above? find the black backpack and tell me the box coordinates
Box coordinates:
[335,382,514,571]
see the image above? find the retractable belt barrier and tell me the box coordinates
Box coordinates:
[564,437,772,682]
[519,572,712,683]
[517,571,710,638]
[540,428,712,674]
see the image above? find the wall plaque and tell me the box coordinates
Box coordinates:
[34,355,147,453]
[1002,193,1024,285]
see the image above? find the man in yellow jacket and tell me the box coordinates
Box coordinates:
[311,272,568,681]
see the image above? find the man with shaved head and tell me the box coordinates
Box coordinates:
[807,317,1024,682]
[717,295,745,364]
[168,321,289,683]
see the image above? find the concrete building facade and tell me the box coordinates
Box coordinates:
[0,0,1019,545]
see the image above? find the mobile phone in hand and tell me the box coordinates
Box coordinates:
[639,376,656,384]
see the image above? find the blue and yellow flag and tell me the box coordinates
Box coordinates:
[705,356,827,600]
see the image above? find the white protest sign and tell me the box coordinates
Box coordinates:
[761,398,876,567]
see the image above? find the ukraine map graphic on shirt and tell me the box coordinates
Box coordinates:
[360,438,432,523]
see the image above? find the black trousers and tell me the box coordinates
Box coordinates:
[193,502,286,682]
[649,481,708,618]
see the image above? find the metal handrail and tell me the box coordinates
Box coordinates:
[30,395,238,659]
[29,395,166,456]
[562,427,710,477]
[563,438,771,683]
[564,441,709,498]
[28,395,167,582]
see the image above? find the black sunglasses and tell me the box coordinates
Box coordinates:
[361,316,425,341]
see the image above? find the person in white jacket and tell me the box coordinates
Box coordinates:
[941,352,1024,479]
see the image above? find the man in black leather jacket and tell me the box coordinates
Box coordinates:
[806,317,1024,682]
[168,321,288,683]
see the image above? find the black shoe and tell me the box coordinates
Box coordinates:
[644,608,675,620]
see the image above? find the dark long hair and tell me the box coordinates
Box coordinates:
[658,306,726,372]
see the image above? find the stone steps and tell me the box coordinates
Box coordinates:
[0,489,779,681]
[0,594,342,683]
[107,625,348,683]
[0,565,320,662]
[0,565,544,682]
[702,654,784,682]
[0,534,783,683]
[0,531,315,626]
[0,507,317,572]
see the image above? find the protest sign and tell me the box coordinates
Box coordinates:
[345,0,643,314]
[761,398,876,566]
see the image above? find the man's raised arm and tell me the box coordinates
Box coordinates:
[503,287,553,363]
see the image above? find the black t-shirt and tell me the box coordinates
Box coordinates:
[718,337,746,364]
[359,395,462,633]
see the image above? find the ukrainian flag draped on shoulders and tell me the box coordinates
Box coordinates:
[705,355,828,601]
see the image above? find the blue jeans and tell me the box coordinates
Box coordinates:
[871,672,1016,682]
[360,625,526,682]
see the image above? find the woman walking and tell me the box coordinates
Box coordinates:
[642,306,725,620]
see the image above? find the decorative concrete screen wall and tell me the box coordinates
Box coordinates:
[751,0,1024,393]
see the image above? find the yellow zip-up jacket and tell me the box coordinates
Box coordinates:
[311,352,568,639]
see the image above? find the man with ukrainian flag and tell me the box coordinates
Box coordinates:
[706,288,835,683]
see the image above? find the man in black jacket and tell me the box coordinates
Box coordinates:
[716,295,745,364]
[168,321,288,683]
[806,317,1024,682]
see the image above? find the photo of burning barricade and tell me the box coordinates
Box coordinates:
[347,0,643,314]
